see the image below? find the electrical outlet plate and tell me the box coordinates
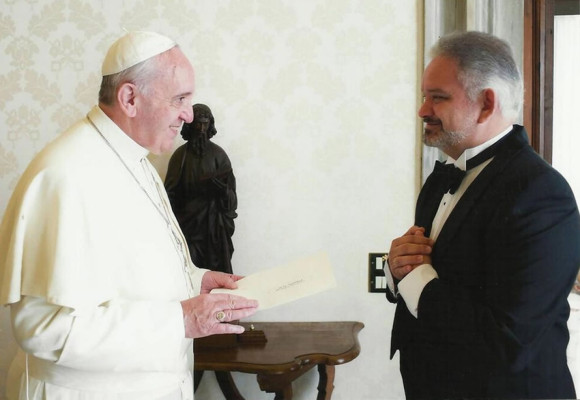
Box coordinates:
[368,252,388,293]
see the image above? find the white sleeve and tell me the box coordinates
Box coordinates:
[397,264,439,318]
[10,296,72,362]
[11,295,189,372]
[384,261,398,297]
[190,266,209,296]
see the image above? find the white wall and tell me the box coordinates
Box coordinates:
[552,15,580,202]
[552,15,580,391]
[0,1,421,399]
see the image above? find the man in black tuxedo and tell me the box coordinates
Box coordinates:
[386,31,580,399]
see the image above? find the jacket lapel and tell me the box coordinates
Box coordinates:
[415,171,448,237]
[422,126,529,254]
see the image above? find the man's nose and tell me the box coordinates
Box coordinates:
[182,106,194,123]
[418,99,431,119]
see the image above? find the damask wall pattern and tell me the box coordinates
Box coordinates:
[0,1,420,399]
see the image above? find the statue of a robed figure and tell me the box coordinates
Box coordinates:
[166,105,242,396]
[165,103,237,274]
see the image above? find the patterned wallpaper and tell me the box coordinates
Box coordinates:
[0,1,420,399]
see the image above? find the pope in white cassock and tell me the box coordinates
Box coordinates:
[0,31,258,400]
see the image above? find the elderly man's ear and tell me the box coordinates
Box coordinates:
[117,83,139,118]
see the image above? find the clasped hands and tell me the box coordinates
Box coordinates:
[388,226,434,281]
[181,271,258,338]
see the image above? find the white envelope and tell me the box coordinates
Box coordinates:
[211,252,336,310]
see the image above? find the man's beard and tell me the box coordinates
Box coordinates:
[422,118,469,149]
[189,130,210,156]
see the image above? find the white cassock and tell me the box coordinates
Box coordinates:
[0,106,207,400]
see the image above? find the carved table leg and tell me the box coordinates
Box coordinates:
[273,385,293,400]
[316,364,335,400]
[215,371,246,400]
[193,370,204,392]
[194,370,245,400]
[257,365,316,400]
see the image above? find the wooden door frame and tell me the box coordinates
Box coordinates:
[523,0,554,163]
[523,0,579,163]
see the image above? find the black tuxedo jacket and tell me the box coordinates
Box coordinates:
[388,125,580,399]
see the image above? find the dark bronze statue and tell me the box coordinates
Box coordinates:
[165,104,237,274]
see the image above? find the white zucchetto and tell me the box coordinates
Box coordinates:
[101,31,177,76]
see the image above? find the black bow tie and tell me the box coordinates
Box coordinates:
[432,131,511,194]
[433,162,465,195]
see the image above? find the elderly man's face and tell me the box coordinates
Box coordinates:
[136,47,195,154]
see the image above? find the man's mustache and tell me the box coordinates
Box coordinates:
[423,117,440,125]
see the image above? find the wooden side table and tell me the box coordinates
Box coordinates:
[194,321,364,400]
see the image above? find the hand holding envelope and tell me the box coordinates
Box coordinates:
[182,271,259,337]
[211,252,337,310]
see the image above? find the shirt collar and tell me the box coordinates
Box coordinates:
[447,125,513,171]
[87,106,149,169]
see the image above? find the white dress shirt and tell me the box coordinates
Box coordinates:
[388,126,513,318]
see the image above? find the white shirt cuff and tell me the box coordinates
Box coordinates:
[384,261,397,297]
[398,264,438,318]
